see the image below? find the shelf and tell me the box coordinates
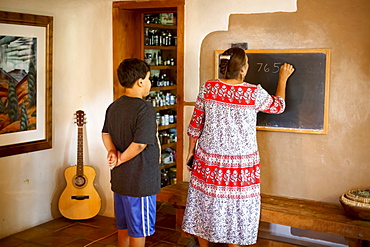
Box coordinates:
[158,123,177,131]
[154,104,177,111]
[161,162,176,170]
[113,1,184,183]
[150,65,176,70]
[145,46,176,50]
[151,85,177,91]
[161,142,176,149]
[145,23,177,30]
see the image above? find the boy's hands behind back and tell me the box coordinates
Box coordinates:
[107,150,118,170]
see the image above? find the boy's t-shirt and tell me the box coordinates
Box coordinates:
[102,95,160,197]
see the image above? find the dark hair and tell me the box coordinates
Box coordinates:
[117,58,150,88]
[219,47,247,79]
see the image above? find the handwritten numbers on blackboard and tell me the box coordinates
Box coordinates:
[257,63,282,73]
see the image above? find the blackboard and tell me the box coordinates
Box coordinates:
[215,49,330,134]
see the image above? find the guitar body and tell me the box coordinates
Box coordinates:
[59,165,101,220]
[58,110,101,220]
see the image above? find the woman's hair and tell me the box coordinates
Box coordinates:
[219,47,247,79]
[117,58,150,88]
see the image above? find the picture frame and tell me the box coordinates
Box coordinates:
[160,13,175,25]
[215,49,330,134]
[0,11,53,157]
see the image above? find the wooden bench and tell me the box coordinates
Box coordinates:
[157,182,370,247]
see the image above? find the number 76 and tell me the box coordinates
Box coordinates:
[257,63,282,73]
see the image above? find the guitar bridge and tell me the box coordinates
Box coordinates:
[71,196,89,200]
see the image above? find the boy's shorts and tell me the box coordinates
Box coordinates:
[114,193,156,237]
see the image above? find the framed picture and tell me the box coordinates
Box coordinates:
[0,11,53,157]
[160,13,175,25]
[215,49,330,134]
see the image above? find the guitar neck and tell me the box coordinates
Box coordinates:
[77,126,84,176]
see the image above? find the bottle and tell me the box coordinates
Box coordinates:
[162,170,169,187]
[163,30,168,45]
[161,73,167,85]
[152,100,156,107]
[153,53,157,66]
[158,51,162,65]
[150,30,154,46]
[156,112,161,126]
[155,95,160,107]
[144,14,151,24]
[158,31,163,46]
[144,28,150,45]
[169,113,174,124]
[173,36,177,46]
[164,114,169,126]
[170,168,177,185]
[165,93,171,105]
[157,76,162,87]
[170,95,176,105]
[153,30,159,46]
[167,31,172,46]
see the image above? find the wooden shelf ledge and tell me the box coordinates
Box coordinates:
[157,182,370,245]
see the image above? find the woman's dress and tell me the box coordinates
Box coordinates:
[182,79,285,245]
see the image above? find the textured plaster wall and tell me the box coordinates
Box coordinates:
[198,0,370,203]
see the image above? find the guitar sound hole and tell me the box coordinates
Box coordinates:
[74,176,86,187]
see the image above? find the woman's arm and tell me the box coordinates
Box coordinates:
[187,136,197,161]
[275,63,295,100]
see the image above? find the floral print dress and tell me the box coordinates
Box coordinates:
[182,79,285,245]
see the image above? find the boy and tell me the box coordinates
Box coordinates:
[102,58,160,247]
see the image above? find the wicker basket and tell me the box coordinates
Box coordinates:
[346,189,370,203]
[340,193,370,220]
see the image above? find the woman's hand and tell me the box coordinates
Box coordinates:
[187,137,198,172]
[186,154,194,172]
[279,63,295,81]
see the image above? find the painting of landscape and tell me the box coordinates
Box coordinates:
[0,36,37,135]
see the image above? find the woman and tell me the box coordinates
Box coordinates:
[182,47,294,246]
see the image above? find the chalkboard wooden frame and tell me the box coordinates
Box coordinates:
[215,49,330,134]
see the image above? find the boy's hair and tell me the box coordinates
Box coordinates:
[117,58,150,88]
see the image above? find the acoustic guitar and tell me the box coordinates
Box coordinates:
[58,110,101,220]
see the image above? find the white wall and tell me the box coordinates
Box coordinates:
[0,0,296,238]
[0,0,114,238]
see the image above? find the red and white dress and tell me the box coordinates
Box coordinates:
[182,79,285,245]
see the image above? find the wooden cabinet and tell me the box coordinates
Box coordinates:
[112,0,185,183]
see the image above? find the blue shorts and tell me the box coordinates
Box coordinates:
[114,193,156,237]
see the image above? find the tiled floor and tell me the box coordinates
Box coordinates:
[0,202,194,247]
